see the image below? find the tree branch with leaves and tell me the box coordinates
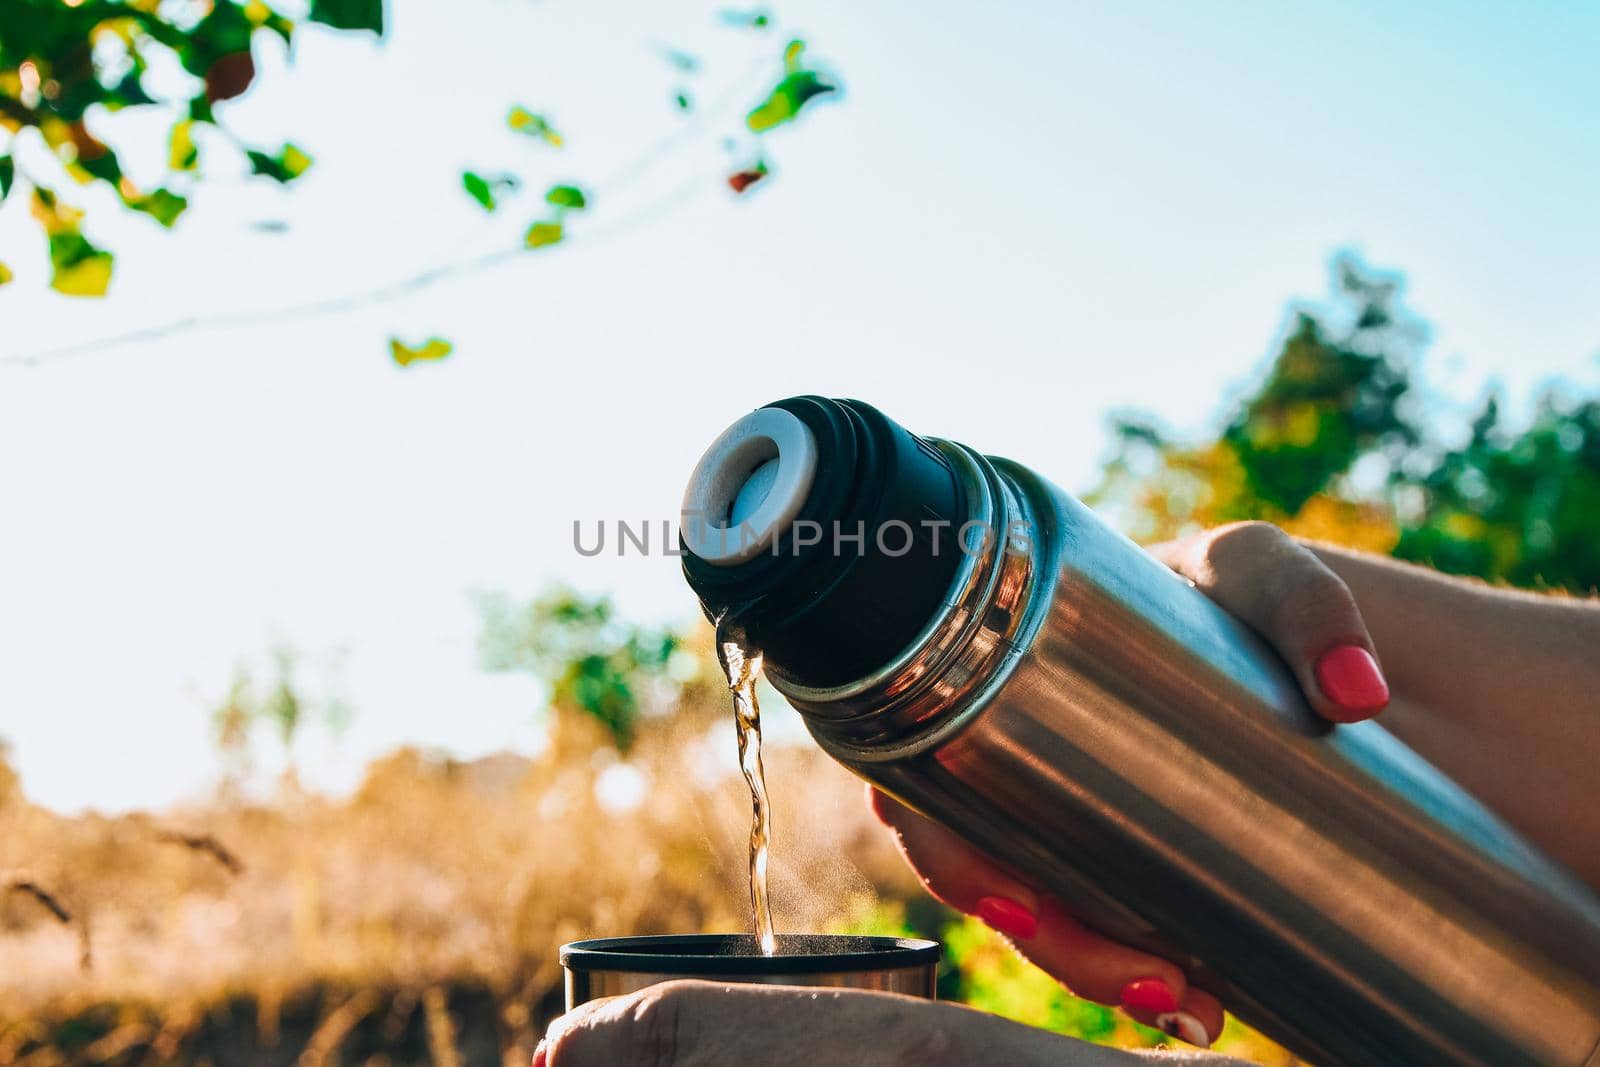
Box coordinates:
[0,0,383,295]
[1089,253,1600,593]
[1,1,840,366]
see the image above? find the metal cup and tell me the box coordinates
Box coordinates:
[561,933,941,1009]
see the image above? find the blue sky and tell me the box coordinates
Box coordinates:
[2,0,1597,811]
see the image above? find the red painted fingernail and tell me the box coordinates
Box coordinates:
[1314,645,1389,713]
[975,895,1038,940]
[532,1038,548,1067]
[1119,977,1180,1015]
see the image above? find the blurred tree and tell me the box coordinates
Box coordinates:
[478,588,690,753]
[207,644,352,793]
[1089,254,1600,595]
[1393,392,1600,591]
[210,668,258,789]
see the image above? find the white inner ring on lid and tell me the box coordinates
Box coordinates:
[681,408,818,566]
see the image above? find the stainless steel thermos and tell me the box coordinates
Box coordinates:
[679,396,1600,1067]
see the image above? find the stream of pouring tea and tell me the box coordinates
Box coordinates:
[716,620,777,956]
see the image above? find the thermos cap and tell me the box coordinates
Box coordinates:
[680,397,966,688]
[680,407,819,565]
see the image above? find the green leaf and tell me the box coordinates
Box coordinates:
[508,107,563,147]
[309,0,383,34]
[544,184,587,210]
[524,220,564,248]
[264,12,296,42]
[179,2,255,76]
[125,188,189,228]
[280,144,313,178]
[462,171,494,210]
[389,336,453,367]
[746,67,836,133]
[461,170,518,211]
[72,146,123,186]
[0,157,13,201]
[247,143,313,183]
[47,232,114,298]
[169,121,199,171]
[675,92,692,112]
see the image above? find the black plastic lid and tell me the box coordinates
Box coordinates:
[681,396,966,688]
[560,933,941,975]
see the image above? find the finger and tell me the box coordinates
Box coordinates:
[1024,899,1218,1047]
[1119,979,1226,1049]
[1149,522,1389,723]
[870,788,1216,1045]
[869,786,1041,918]
[538,994,646,1067]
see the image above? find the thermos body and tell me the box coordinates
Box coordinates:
[774,444,1600,1067]
[681,398,1600,1067]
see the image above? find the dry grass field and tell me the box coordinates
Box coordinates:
[0,693,920,1066]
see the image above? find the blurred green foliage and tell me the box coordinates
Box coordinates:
[1395,392,1600,590]
[1092,253,1600,595]
[745,40,835,132]
[209,644,352,785]
[478,588,683,752]
[461,169,519,212]
[0,0,377,294]
[830,895,1299,1061]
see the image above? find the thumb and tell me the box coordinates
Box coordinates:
[1150,522,1389,723]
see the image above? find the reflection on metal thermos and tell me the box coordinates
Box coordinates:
[679,396,1600,1067]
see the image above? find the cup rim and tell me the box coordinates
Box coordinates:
[560,933,941,975]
